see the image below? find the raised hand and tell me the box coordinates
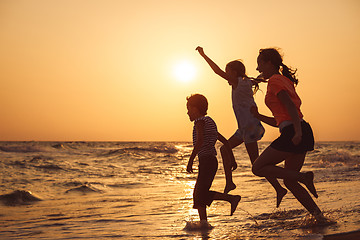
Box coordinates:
[196,46,205,56]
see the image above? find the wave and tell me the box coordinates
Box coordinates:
[315,150,360,167]
[34,164,63,170]
[52,143,66,149]
[65,184,104,194]
[8,155,63,171]
[0,190,42,206]
[104,146,178,155]
[0,145,47,153]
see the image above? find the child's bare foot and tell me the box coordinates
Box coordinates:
[224,182,236,194]
[302,171,318,198]
[230,195,241,216]
[276,188,287,208]
[199,220,213,229]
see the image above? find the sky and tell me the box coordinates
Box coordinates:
[1,0,360,142]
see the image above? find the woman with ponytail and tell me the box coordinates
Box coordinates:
[251,48,326,221]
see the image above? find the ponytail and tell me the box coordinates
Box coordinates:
[247,76,263,95]
[227,60,260,94]
[280,63,298,85]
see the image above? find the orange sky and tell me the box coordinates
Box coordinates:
[1,0,360,141]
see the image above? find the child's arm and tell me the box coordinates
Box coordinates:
[250,73,268,84]
[187,120,204,173]
[217,132,237,171]
[250,105,278,127]
[196,46,237,86]
[250,78,267,87]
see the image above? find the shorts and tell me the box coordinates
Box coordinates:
[193,155,217,209]
[270,120,314,153]
[233,122,265,144]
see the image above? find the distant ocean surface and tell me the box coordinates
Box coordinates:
[0,141,359,239]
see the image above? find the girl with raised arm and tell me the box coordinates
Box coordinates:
[196,47,287,207]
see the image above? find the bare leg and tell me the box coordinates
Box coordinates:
[197,206,207,221]
[283,153,321,216]
[252,146,318,198]
[245,142,287,207]
[220,136,242,193]
[213,192,241,216]
[253,146,303,180]
[252,146,320,215]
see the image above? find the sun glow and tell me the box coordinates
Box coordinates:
[173,60,197,82]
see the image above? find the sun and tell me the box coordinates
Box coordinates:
[173,60,196,82]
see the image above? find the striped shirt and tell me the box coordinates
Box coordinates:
[192,116,218,157]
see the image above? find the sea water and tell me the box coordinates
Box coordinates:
[0,141,359,239]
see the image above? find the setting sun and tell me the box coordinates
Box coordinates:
[173,60,196,82]
[0,1,359,142]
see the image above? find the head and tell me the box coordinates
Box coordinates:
[186,94,208,121]
[257,48,298,85]
[225,60,247,78]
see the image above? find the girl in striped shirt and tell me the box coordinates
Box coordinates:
[186,94,241,228]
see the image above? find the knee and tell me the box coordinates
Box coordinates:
[251,164,263,177]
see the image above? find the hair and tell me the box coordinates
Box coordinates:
[258,48,298,85]
[226,60,259,94]
[226,60,246,77]
[186,94,208,115]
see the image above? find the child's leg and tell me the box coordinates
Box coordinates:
[252,147,318,199]
[197,207,214,228]
[220,136,242,193]
[283,153,321,216]
[245,142,287,207]
[197,206,207,221]
[193,155,217,222]
[212,191,241,216]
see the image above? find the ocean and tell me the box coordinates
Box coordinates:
[0,141,359,239]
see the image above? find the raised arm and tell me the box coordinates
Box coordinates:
[196,46,237,85]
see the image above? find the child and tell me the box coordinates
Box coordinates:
[251,48,325,221]
[186,93,241,227]
[196,47,287,207]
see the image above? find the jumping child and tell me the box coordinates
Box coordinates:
[186,94,241,227]
[196,47,287,207]
[251,48,325,220]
